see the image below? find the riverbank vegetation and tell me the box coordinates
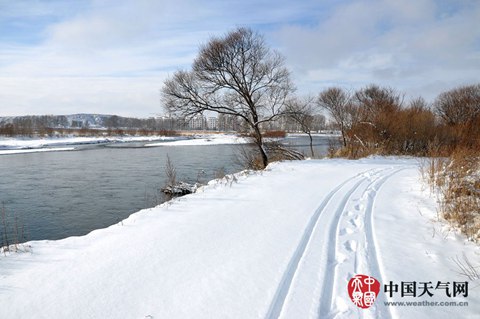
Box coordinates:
[318,83,479,241]
[0,125,179,138]
[421,149,479,242]
[1,204,29,254]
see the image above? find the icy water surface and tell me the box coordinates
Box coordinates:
[0,135,334,241]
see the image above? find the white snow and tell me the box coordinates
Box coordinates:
[0,158,478,319]
[145,133,250,147]
[287,132,341,137]
[0,134,249,154]
[0,136,177,155]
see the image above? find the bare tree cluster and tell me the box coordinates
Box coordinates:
[315,85,436,157]
[0,114,185,137]
[317,87,356,148]
[349,85,405,153]
[0,115,69,136]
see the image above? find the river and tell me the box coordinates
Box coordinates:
[0,135,335,242]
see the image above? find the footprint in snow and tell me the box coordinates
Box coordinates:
[339,228,354,236]
[344,240,357,252]
[354,203,364,211]
[349,217,362,228]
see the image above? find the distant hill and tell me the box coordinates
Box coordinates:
[64,114,113,128]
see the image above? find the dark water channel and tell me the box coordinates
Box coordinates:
[0,135,335,241]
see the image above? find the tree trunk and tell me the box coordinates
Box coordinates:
[258,143,268,168]
[253,125,268,168]
[308,133,314,157]
[341,125,347,147]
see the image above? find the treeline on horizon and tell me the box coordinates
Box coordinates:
[319,83,479,158]
[0,113,325,136]
[0,114,180,136]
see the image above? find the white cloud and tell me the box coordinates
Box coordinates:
[0,76,165,117]
[0,0,220,116]
[277,0,480,101]
[0,0,479,116]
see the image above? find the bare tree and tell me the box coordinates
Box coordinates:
[317,87,353,147]
[434,84,480,126]
[351,85,404,150]
[354,85,403,121]
[286,96,316,157]
[162,27,294,168]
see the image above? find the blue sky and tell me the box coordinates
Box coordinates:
[0,0,479,117]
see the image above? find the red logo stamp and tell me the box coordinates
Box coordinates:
[347,274,380,309]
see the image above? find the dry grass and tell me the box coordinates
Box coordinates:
[263,130,287,138]
[331,143,377,159]
[235,145,266,170]
[235,142,304,170]
[1,204,30,255]
[422,148,480,242]
[327,136,378,159]
[164,154,177,188]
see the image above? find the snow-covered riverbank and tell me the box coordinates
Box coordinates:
[0,136,176,154]
[145,133,249,147]
[0,158,478,318]
[0,134,250,155]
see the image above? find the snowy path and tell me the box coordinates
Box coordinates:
[269,167,403,319]
[0,158,478,319]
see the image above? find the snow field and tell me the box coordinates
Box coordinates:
[0,158,478,319]
[0,134,247,155]
[144,134,249,147]
[0,136,177,154]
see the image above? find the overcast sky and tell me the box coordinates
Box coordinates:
[1,0,479,117]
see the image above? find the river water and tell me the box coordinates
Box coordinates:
[0,135,335,242]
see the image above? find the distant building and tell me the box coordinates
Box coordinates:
[218,114,241,131]
[207,117,218,130]
[188,115,207,130]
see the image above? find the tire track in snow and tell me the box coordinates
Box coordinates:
[265,168,382,319]
[361,167,407,319]
[316,168,393,318]
[319,167,406,319]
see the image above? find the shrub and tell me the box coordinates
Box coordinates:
[235,141,304,170]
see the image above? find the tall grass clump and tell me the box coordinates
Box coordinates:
[426,148,480,241]
[235,141,304,170]
[1,204,29,255]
